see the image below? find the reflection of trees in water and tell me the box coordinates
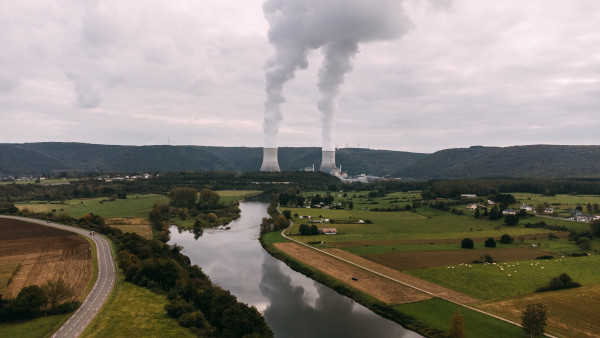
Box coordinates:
[193,227,203,240]
[259,253,413,338]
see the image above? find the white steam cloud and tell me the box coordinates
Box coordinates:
[262,0,412,150]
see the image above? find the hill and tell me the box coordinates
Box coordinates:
[395,145,600,179]
[2,143,600,179]
[0,143,425,177]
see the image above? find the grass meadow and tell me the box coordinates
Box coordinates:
[282,206,556,243]
[16,194,168,218]
[394,299,523,338]
[407,254,600,301]
[0,314,71,338]
[84,278,195,338]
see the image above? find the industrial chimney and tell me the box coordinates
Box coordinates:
[260,147,281,172]
[319,150,337,172]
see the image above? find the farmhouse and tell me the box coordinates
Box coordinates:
[502,208,516,215]
[544,207,554,214]
[320,228,337,235]
[520,204,533,211]
[466,203,478,210]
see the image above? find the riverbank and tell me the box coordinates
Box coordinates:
[259,230,445,337]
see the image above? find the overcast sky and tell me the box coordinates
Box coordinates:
[1,0,599,153]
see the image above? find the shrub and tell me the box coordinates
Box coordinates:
[504,214,519,226]
[536,273,581,292]
[484,237,496,248]
[461,238,474,249]
[500,234,514,244]
[571,252,588,257]
[536,255,553,260]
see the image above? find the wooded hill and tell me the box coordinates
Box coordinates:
[2,143,600,179]
[0,143,424,177]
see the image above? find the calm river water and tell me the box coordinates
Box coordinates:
[168,201,420,338]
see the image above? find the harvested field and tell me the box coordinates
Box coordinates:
[479,284,600,338]
[274,242,431,304]
[323,248,477,304]
[0,218,92,300]
[106,217,152,239]
[364,247,548,271]
[326,231,569,248]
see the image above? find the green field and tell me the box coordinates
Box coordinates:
[0,178,79,186]
[408,255,600,301]
[16,194,168,218]
[0,314,71,338]
[84,279,194,338]
[282,206,554,243]
[394,299,523,338]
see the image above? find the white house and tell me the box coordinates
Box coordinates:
[520,204,533,211]
[544,208,554,214]
[502,209,516,215]
[466,203,478,210]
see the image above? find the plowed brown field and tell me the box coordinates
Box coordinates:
[0,218,92,300]
[274,242,432,304]
[364,247,548,270]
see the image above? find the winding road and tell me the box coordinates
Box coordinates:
[0,216,116,338]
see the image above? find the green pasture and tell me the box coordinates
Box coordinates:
[511,193,600,217]
[407,254,600,301]
[84,279,194,338]
[0,178,78,186]
[16,194,168,218]
[0,314,71,338]
[282,206,553,242]
[303,190,422,210]
[342,242,517,256]
[394,298,523,338]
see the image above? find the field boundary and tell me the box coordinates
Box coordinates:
[279,219,559,338]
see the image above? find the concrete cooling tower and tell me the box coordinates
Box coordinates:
[260,148,281,172]
[319,150,337,172]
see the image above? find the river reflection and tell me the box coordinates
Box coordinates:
[168,201,420,338]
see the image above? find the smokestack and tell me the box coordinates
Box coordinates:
[260,148,281,172]
[319,150,337,172]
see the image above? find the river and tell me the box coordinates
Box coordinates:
[168,201,420,338]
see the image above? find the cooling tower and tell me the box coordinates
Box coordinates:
[319,150,337,172]
[260,148,281,172]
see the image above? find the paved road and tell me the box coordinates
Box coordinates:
[0,216,116,338]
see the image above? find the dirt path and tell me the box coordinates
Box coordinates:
[323,248,478,304]
[274,242,431,304]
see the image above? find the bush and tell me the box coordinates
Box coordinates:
[571,252,588,257]
[536,255,553,260]
[500,234,514,244]
[504,214,519,226]
[461,238,474,249]
[536,273,581,292]
[484,237,496,248]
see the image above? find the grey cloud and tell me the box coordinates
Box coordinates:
[66,73,103,108]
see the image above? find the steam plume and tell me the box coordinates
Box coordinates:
[262,0,411,150]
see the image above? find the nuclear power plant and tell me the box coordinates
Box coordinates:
[260,148,281,172]
[319,150,337,172]
[260,147,340,174]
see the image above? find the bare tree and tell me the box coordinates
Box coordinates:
[43,278,74,310]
